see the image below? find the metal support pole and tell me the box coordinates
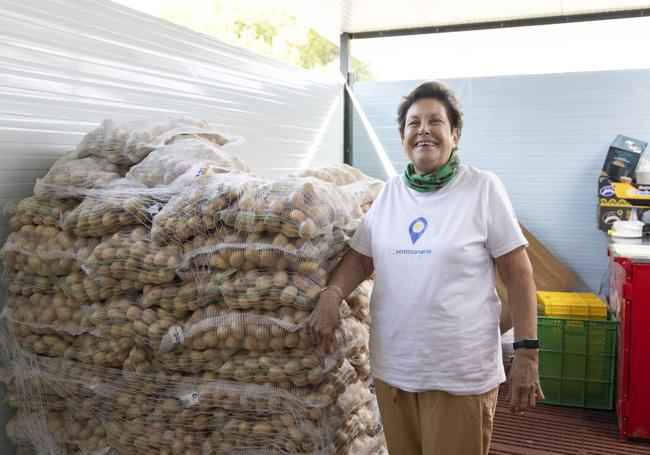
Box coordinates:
[340,32,353,166]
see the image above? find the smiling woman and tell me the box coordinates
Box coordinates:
[398,81,462,190]
[307,80,543,455]
[401,97,459,174]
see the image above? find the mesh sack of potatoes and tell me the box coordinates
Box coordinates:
[0,224,100,277]
[334,399,383,453]
[125,136,250,187]
[86,296,229,355]
[162,366,358,454]
[6,409,110,454]
[5,196,78,230]
[157,303,361,354]
[203,414,326,454]
[86,296,148,341]
[4,293,94,335]
[216,176,362,240]
[83,226,182,285]
[209,267,331,312]
[63,333,133,368]
[198,385,359,454]
[2,269,60,297]
[343,433,387,455]
[150,172,260,245]
[61,180,158,237]
[3,376,69,413]
[59,270,143,303]
[182,361,357,419]
[33,150,124,200]
[340,178,384,213]
[198,338,368,388]
[293,163,366,185]
[182,228,349,275]
[348,345,371,381]
[141,275,222,315]
[122,345,172,376]
[87,296,199,351]
[76,117,238,165]
[294,164,384,213]
[11,325,132,368]
[9,322,75,359]
[333,379,375,419]
[347,279,373,323]
[152,343,237,375]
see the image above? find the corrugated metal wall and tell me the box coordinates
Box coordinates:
[0,0,343,247]
[0,1,344,453]
[352,70,650,293]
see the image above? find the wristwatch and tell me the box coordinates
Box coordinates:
[512,339,540,350]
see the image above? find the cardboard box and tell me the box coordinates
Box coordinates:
[597,175,650,231]
[602,135,647,182]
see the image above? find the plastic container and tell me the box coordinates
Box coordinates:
[538,313,616,409]
[609,207,644,238]
[537,291,608,320]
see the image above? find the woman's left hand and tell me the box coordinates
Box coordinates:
[508,349,545,414]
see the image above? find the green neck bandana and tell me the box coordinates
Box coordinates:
[403,149,461,192]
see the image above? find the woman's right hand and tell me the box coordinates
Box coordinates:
[305,291,341,354]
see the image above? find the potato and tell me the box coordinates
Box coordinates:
[183,227,348,275]
[63,188,152,237]
[84,227,181,284]
[7,196,78,230]
[126,136,249,188]
[33,150,123,200]
[1,225,100,277]
[77,117,228,165]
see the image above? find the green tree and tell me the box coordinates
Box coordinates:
[119,0,372,80]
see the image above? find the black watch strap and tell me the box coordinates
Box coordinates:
[513,339,540,350]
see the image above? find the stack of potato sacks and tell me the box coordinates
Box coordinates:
[0,117,387,454]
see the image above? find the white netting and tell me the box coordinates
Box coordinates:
[125,136,250,187]
[0,117,386,455]
[1,225,100,277]
[293,164,384,213]
[3,293,94,335]
[182,228,349,275]
[2,270,60,297]
[76,117,240,165]
[83,226,182,285]
[33,151,124,200]
[58,271,143,304]
[151,172,260,244]
[5,197,78,230]
[61,180,157,237]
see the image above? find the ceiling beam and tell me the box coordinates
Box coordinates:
[349,8,650,39]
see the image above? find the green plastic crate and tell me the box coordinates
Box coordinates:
[537,313,616,409]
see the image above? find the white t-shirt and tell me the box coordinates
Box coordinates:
[349,165,528,395]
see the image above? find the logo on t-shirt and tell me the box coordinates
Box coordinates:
[408,217,428,244]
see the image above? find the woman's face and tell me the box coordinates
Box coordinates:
[401,98,459,175]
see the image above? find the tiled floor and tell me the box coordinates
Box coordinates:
[490,385,650,455]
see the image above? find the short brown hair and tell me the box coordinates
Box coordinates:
[397,81,463,138]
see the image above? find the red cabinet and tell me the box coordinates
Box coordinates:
[610,252,650,441]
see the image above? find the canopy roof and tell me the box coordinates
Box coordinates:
[279,0,650,41]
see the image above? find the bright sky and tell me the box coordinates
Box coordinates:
[351,16,650,80]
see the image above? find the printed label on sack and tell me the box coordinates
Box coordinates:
[146,203,163,215]
[168,325,185,344]
[368,422,383,437]
[180,391,200,407]
[195,164,210,177]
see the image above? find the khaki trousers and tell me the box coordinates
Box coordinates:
[374,378,498,455]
